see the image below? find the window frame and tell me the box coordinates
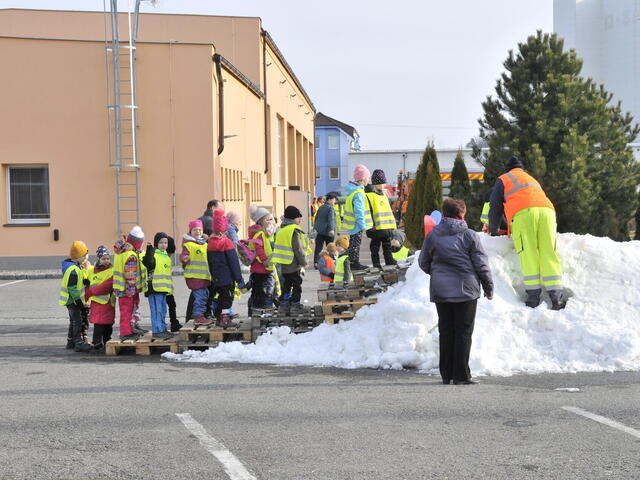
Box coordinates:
[6,164,51,225]
[327,133,340,150]
[315,167,321,180]
[329,167,340,180]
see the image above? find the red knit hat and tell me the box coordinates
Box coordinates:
[212,208,228,234]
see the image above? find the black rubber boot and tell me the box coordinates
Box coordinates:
[525,289,542,308]
[548,290,567,310]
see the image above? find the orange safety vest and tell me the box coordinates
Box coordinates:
[319,253,335,282]
[499,168,554,234]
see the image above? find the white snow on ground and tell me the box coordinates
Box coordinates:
[163,233,640,376]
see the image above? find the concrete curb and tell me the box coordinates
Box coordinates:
[1,266,250,281]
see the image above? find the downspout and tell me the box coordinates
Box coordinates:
[262,30,269,175]
[213,54,224,155]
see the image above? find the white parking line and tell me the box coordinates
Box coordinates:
[0,280,26,288]
[563,406,640,439]
[176,413,257,480]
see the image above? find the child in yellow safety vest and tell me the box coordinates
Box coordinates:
[272,206,312,314]
[142,232,175,339]
[180,220,211,326]
[365,169,397,268]
[334,235,353,282]
[59,240,93,353]
[84,245,116,351]
[247,206,277,313]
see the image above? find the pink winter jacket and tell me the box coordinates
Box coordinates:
[248,224,271,274]
[85,265,116,325]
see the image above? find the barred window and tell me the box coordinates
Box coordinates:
[7,166,50,223]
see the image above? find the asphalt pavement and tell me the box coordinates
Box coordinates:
[1,245,639,479]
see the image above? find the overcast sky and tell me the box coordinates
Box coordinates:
[1,0,553,150]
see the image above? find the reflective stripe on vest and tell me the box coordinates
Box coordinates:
[391,246,410,261]
[319,253,336,282]
[480,202,490,224]
[113,250,148,293]
[250,229,274,271]
[334,255,352,283]
[499,168,554,233]
[149,251,173,294]
[344,187,373,230]
[366,192,397,230]
[89,267,115,306]
[184,242,211,281]
[333,203,342,231]
[271,224,311,265]
[59,264,84,306]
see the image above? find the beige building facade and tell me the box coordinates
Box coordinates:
[0,9,315,269]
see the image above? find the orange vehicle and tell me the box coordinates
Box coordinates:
[392,170,415,226]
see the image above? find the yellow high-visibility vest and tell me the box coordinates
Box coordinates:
[58,264,84,306]
[480,202,490,224]
[391,246,410,261]
[250,229,273,271]
[271,223,312,265]
[183,242,211,281]
[113,249,148,293]
[344,187,373,230]
[333,203,342,232]
[366,191,397,230]
[88,267,116,306]
[145,250,174,294]
[334,255,353,283]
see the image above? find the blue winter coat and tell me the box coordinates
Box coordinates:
[314,203,336,236]
[418,218,493,303]
[345,181,367,235]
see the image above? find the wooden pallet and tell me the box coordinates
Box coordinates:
[105,335,179,356]
[252,325,314,340]
[179,337,252,353]
[179,320,253,343]
[324,312,355,324]
[321,297,377,315]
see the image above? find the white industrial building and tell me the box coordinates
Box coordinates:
[554,0,640,134]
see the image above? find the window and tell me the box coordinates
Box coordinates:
[315,167,321,180]
[328,134,339,150]
[277,115,286,185]
[7,165,50,223]
[315,135,320,149]
[329,167,339,179]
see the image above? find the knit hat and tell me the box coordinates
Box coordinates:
[212,208,228,234]
[96,245,110,259]
[188,219,203,233]
[353,164,371,183]
[226,211,241,225]
[371,169,387,185]
[326,242,338,255]
[153,232,169,248]
[505,155,524,172]
[335,235,350,250]
[284,205,303,220]
[250,205,270,223]
[127,225,145,252]
[70,241,88,260]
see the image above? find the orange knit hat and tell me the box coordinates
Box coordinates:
[69,241,88,260]
[335,235,350,250]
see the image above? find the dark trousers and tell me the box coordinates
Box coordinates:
[368,230,396,267]
[281,271,303,304]
[186,292,194,321]
[166,294,178,326]
[66,304,83,343]
[435,300,477,382]
[348,232,362,265]
[249,273,270,310]
[92,324,113,346]
[212,284,234,316]
[313,233,335,265]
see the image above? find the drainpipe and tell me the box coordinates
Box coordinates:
[262,30,269,175]
[213,54,224,155]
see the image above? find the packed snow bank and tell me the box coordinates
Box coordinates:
[163,233,640,376]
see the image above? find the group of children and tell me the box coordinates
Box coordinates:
[60,201,355,353]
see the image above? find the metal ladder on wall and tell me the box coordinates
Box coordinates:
[105,0,143,237]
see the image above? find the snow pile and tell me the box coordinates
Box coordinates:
[163,234,640,376]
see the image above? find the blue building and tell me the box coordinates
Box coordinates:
[314,112,359,197]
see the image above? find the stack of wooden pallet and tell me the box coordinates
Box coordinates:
[250,306,325,340]
[321,297,378,324]
[105,334,180,356]
[177,319,253,352]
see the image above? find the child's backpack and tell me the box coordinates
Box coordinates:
[236,239,259,266]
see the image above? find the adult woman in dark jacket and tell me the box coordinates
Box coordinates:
[419,198,493,385]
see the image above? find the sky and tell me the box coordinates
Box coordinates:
[0,0,554,150]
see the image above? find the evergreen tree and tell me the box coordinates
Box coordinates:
[478,31,640,240]
[449,149,471,201]
[635,189,640,240]
[405,144,442,248]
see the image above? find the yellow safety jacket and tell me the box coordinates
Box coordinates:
[88,267,116,306]
[113,249,148,293]
[183,242,211,281]
[250,229,274,271]
[391,246,410,261]
[271,223,312,265]
[334,254,353,283]
[344,186,373,231]
[366,191,397,230]
[58,264,84,306]
[480,202,490,224]
[145,250,174,294]
[333,203,342,232]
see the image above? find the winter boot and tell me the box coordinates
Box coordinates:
[74,341,93,353]
[290,303,310,315]
[216,312,238,328]
[524,289,542,308]
[193,315,213,327]
[91,343,105,355]
[170,320,183,333]
[152,331,174,340]
[120,333,141,341]
[132,324,149,335]
[548,290,567,311]
[278,301,291,316]
[351,263,369,271]
[66,338,75,350]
